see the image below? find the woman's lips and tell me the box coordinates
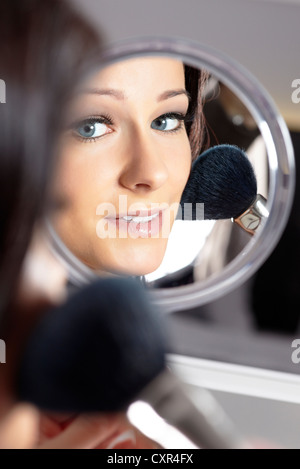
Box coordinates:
[105,209,165,238]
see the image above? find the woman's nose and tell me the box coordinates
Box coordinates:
[118,132,169,193]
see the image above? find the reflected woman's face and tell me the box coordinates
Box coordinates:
[52,57,192,276]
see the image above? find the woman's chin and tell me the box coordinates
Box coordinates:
[91,250,166,278]
[115,243,168,276]
[107,259,162,277]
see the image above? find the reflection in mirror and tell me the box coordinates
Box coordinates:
[49,55,268,291]
[148,77,268,288]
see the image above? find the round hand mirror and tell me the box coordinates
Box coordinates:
[46,38,295,313]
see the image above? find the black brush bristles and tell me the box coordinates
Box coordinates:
[16,277,166,413]
[179,145,257,220]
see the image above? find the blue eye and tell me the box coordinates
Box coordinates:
[76,120,109,139]
[151,113,185,132]
[72,116,113,141]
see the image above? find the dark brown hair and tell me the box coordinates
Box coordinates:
[185,65,209,161]
[0,0,103,329]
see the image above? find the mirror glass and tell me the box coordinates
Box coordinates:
[46,39,295,314]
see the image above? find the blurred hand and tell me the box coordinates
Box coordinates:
[38,412,162,449]
[0,404,39,449]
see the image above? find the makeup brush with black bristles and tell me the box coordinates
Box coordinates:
[16,277,248,449]
[179,144,269,235]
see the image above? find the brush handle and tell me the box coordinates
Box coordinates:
[140,369,249,449]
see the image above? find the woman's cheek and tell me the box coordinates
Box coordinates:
[171,143,192,196]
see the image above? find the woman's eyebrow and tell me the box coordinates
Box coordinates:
[157,89,191,102]
[81,88,125,100]
[80,88,191,102]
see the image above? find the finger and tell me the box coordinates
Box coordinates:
[95,417,161,449]
[0,404,40,449]
[37,413,121,449]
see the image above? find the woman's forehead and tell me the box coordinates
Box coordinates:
[83,57,186,93]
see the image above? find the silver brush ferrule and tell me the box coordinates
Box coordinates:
[234,194,269,235]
